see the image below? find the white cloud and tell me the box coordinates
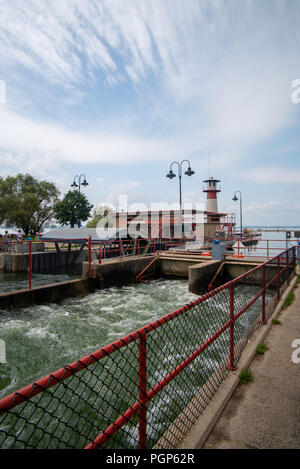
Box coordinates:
[0,107,185,167]
[242,167,300,183]
[1,0,300,216]
[243,201,281,213]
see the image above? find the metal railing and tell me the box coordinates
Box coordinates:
[1,236,298,291]
[233,238,299,260]
[0,246,296,449]
[0,238,89,292]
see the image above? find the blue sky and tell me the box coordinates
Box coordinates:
[0,0,300,225]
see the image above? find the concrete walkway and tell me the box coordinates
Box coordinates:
[182,276,300,449]
[201,278,300,449]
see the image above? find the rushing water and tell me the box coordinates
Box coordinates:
[0,278,198,398]
[0,277,275,449]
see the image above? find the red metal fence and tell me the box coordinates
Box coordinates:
[233,238,299,259]
[0,246,296,449]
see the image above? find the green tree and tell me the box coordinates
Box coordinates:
[0,173,60,235]
[86,205,113,228]
[54,190,93,227]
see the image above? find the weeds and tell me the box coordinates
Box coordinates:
[239,369,253,385]
[256,343,268,354]
[282,292,295,309]
[272,318,282,325]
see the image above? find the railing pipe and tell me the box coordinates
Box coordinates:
[88,236,91,278]
[261,265,265,324]
[227,284,236,370]
[286,250,289,286]
[29,240,32,290]
[276,256,280,301]
[138,332,147,449]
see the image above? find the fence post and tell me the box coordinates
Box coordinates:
[286,250,289,286]
[120,239,123,260]
[267,240,269,259]
[227,284,236,370]
[261,265,265,324]
[276,256,280,301]
[29,240,32,290]
[293,245,296,268]
[88,236,92,278]
[99,243,102,265]
[138,331,147,449]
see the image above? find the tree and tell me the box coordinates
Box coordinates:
[86,205,113,228]
[0,173,60,235]
[54,190,93,228]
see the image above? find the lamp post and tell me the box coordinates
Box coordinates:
[166,160,195,237]
[71,174,89,228]
[232,191,242,238]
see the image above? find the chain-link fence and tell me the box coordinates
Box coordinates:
[0,247,296,449]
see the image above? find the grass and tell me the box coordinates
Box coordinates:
[239,369,254,385]
[282,292,295,309]
[272,318,282,325]
[256,343,268,355]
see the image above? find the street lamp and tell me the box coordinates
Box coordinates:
[232,190,242,238]
[166,160,195,236]
[71,174,89,228]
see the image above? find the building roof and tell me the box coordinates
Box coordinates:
[41,227,128,243]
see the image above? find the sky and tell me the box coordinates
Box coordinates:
[0,0,300,226]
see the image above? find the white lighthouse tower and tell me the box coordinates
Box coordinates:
[203,177,221,214]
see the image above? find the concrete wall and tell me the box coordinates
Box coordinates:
[189,260,222,295]
[225,261,294,287]
[0,249,89,273]
[1,252,294,310]
[0,277,97,310]
[224,261,263,280]
[83,255,160,289]
[159,258,206,278]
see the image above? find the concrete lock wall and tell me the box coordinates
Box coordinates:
[225,261,294,286]
[83,255,161,289]
[0,249,89,273]
[188,260,223,295]
[0,278,97,310]
[159,258,207,278]
[1,252,295,310]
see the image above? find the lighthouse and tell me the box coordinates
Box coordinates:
[203,177,221,213]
